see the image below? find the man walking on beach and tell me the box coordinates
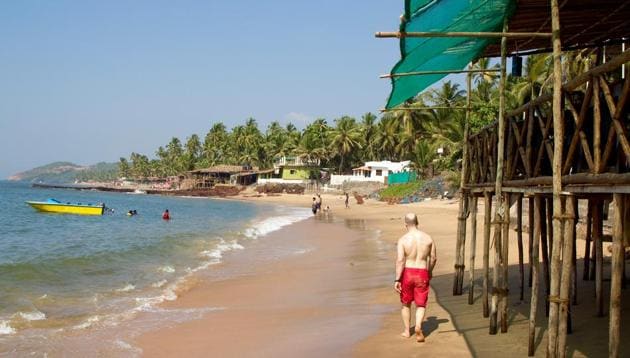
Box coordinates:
[394,213,436,343]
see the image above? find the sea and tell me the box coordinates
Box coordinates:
[0,181,311,355]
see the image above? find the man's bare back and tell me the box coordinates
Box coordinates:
[399,229,434,270]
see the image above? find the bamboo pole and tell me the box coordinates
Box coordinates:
[462,70,474,297]
[547,5,567,349]
[483,192,492,317]
[454,194,468,295]
[529,196,535,288]
[609,194,625,358]
[540,199,551,316]
[500,193,511,333]
[583,200,593,280]
[593,77,602,172]
[381,106,469,112]
[380,68,500,78]
[469,196,479,305]
[375,31,552,38]
[557,196,576,358]
[517,194,525,301]
[571,200,578,305]
[489,19,509,335]
[594,202,604,317]
[528,195,543,356]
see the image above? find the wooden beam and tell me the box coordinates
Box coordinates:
[468,196,479,305]
[380,68,500,78]
[375,31,552,38]
[557,196,576,356]
[517,195,525,302]
[381,106,469,112]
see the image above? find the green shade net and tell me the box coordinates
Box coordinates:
[386,0,515,109]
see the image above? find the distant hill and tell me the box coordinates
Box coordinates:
[8,161,118,183]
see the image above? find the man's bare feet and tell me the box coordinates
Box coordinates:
[400,331,411,338]
[415,328,425,343]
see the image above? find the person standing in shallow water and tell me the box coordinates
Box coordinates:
[394,213,437,343]
[162,209,170,220]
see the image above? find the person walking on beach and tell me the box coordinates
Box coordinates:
[344,192,349,208]
[311,197,318,215]
[394,213,437,343]
[315,194,322,213]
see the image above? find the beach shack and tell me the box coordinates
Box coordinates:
[257,156,320,184]
[330,160,410,185]
[186,165,259,189]
[378,0,630,356]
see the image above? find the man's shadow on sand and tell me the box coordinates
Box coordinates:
[410,316,449,337]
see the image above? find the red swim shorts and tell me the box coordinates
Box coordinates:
[400,268,430,307]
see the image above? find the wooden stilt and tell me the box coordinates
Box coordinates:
[540,199,551,316]
[483,192,492,317]
[557,196,576,357]
[547,0,565,353]
[517,194,524,301]
[528,195,542,356]
[571,200,579,305]
[468,196,479,305]
[458,194,469,294]
[583,200,592,281]
[594,201,605,317]
[500,193,511,333]
[453,194,468,295]
[528,196,535,287]
[489,17,509,335]
[609,194,625,358]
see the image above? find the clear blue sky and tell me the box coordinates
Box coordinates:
[0,0,465,178]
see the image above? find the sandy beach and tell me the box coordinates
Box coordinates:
[133,193,630,357]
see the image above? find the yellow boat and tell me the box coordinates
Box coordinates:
[26,199,105,216]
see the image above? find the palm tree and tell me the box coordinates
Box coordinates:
[511,54,551,105]
[329,116,363,173]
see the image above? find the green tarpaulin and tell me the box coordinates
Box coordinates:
[386,0,515,109]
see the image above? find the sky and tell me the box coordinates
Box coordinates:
[0,1,466,178]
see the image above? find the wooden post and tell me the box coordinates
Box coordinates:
[583,200,592,280]
[517,194,525,301]
[529,196,535,287]
[454,193,469,295]
[454,68,474,296]
[469,196,479,305]
[489,17,509,335]
[609,194,625,358]
[571,200,579,305]
[500,193,511,333]
[594,201,605,317]
[547,0,565,354]
[483,192,492,317]
[528,195,542,356]
[540,199,551,316]
[557,196,576,358]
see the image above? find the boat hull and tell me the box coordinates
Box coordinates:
[26,202,104,216]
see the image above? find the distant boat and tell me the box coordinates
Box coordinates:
[132,189,147,194]
[26,199,105,216]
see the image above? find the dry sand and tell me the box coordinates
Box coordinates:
[134,193,629,357]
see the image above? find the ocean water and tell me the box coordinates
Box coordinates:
[0,181,311,354]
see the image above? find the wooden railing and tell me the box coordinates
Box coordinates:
[465,50,630,190]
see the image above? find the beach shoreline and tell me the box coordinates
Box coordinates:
[132,193,473,357]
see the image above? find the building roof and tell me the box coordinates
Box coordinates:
[483,0,630,57]
[189,165,259,174]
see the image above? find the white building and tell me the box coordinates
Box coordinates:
[330,160,411,185]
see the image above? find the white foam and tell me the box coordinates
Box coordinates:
[243,210,311,239]
[200,239,244,261]
[15,310,46,321]
[115,284,136,293]
[72,315,100,330]
[151,280,167,288]
[158,265,175,273]
[0,320,16,335]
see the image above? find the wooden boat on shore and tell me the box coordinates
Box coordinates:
[26,199,105,216]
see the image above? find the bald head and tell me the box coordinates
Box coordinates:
[404,213,418,227]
